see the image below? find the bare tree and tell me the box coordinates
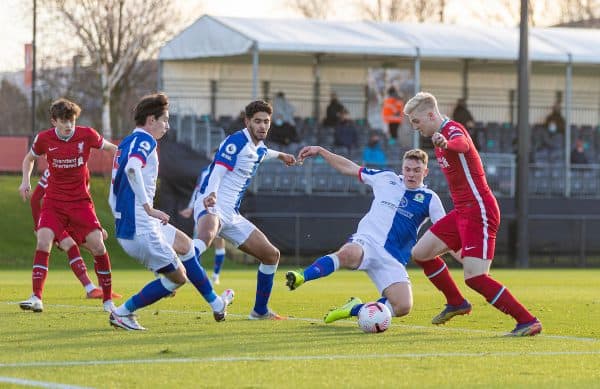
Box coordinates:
[488,0,599,27]
[288,0,333,19]
[357,0,447,22]
[42,0,181,139]
[556,0,600,24]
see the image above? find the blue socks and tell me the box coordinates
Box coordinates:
[254,263,277,315]
[349,297,388,317]
[350,303,364,317]
[182,247,217,303]
[303,254,339,282]
[125,278,172,312]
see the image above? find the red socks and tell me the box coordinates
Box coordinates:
[32,250,50,299]
[466,274,535,324]
[93,253,113,302]
[416,257,465,306]
[67,246,92,288]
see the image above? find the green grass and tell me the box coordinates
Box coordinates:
[0,175,131,268]
[1,268,599,388]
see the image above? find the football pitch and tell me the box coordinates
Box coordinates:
[1,268,599,388]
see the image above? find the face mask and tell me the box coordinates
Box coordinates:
[548,122,557,133]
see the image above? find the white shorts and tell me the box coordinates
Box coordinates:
[118,223,179,273]
[194,204,256,247]
[350,233,410,294]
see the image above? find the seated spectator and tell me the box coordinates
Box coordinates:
[333,109,358,151]
[269,91,300,146]
[452,98,475,130]
[323,92,346,127]
[227,110,245,135]
[272,91,296,128]
[452,98,480,150]
[570,138,589,164]
[544,103,566,136]
[362,132,387,168]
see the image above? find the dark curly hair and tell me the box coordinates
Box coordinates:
[134,93,169,126]
[245,100,272,119]
[50,98,81,121]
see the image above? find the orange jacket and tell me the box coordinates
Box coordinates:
[382,97,404,124]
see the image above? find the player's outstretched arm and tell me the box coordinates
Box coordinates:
[266,149,296,166]
[297,146,360,177]
[19,152,37,202]
[101,140,118,155]
[277,152,297,166]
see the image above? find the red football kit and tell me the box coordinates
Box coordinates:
[30,168,91,244]
[429,118,500,260]
[31,127,104,242]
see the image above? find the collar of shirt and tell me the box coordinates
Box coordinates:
[54,127,75,142]
[437,117,450,133]
[133,127,152,137]
[242,128,264,148]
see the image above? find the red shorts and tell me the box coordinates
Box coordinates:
[38,198,102,245]
[430,205,500,260]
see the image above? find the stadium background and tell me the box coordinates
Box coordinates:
[2,15,600,267]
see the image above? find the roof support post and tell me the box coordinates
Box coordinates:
[157,59,163,91]
[462,59,469,100]
[252,42,259,99]
[313,54,322,122]
[565,56,573,197]
[413,49,421,149]
[516,0,530,268]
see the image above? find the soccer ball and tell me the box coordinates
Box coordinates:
[357,302,392,333]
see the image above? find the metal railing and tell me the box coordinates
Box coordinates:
[171,114,225,158]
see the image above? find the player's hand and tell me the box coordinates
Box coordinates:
[19,182,31,202]
[203,192,217,213]
[278,153,297,166]
[432,132,448,149]
[296,146,320,164]
[179,207,193,218]
[147,208,170,224]
[101,228,108,240]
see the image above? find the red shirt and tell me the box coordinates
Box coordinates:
[31,126,104,202]
[434,119,494,209]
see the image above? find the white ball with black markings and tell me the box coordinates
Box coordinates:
[357,302,392,333]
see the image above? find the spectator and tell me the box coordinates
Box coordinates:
[362,132,387,168]
[452,98,475,130]
[269,91,300,146]
[323,92,346,127]
[452,98,480,150]
[570,138,589,164]
[381,87,404,143]
[227,110,245,135]
[537,104,566,154]
[333,109,358,151]
[272,91,295,127]
[544,103,566,136]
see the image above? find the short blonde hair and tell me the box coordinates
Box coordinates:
[404,92,440,116]
[403,148,428,165]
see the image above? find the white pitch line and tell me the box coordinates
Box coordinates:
[4,301,599,342]
[0,376,93,389]
[2,351,600,369]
